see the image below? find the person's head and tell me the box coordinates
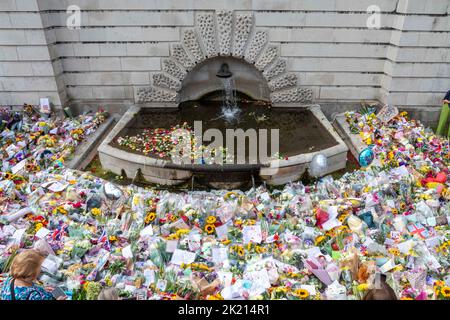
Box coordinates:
[10,250,45,283]
[98,287,119,300]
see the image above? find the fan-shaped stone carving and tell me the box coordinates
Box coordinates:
[137,87,177,103]
[182,30,204,63]
[245,31,268,63]
[263,59,287,81]
[268,74,297,92]
[217,10,233,56]
[271,87,313,103]
[153,73,182,91]
[134,10,314,104]
[162,59,186,81]
[233,14,253,57]
[197,13,217,58]
[171,44,195,70]
[255,46,278,71]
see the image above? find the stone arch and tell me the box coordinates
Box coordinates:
[135,10,313,105]
[178,56,272,102]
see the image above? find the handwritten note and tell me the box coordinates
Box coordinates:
[243,225,262,244]
[377,104,399,123]
[170,249,196,265]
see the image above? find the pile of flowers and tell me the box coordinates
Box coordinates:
[0,105,449,300]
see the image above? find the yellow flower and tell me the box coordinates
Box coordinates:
[206,216,217,224]
[204,224,215,235]
[105,277,112,287]
[236,246,245,257]
[338,213,349,222]
[357,283,369,291]
[145,212,156,224]
[294,289,309,299]
[91,208,101,216]
[35,223,43,232]
[314,236,326,246]
[441,286,450,298]
[176,229,190,237]
[109,235,117,242]
[224,191,238,200]
[389,248,400,256]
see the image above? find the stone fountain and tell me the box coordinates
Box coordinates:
[98,11,348,188]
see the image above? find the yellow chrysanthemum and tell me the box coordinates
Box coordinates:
[91,208,101,216]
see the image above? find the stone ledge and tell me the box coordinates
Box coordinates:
[66,116,116,170]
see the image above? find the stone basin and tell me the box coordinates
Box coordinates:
[98,103,348,188]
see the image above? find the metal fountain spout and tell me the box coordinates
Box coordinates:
[216,63,233,78]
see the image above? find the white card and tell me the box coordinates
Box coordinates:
[166,240,178,253]
[397,240,414,254]
[242,225,262,244]
[35,227,51,239]
[156,279,167,291]
[322,218,342,231]
[300,285,317,296]
[139,225,153,237]
[122,245,133,259]
[170,219,190,230]
[47,182,68,193]
[212,247,228,265]
[243,270,271,296]
[170,249,196,265]
[144,269,155,286]
[217,271,233,287]
[380,259,396,273]
[11,159,26,174]
[327,206,339,220]
[215,224,229,240]
[12,228,26,245]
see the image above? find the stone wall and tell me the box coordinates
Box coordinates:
[0,0,448,109]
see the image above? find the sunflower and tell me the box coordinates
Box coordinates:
[388,248,400,256]
[145,212,156,224]
[255,246,267,254]
[391,208,398,215]
[206,215,217,224]
[441,286,450,298]
[400,202,406,210]
[204,224,215,234]
[109,235,117,242]
[314,235,326,246]
[4,172,12,180]
[338,213,349,222]
[170,214,178,222]
[237,246,245,257]
[294,289,309,299]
